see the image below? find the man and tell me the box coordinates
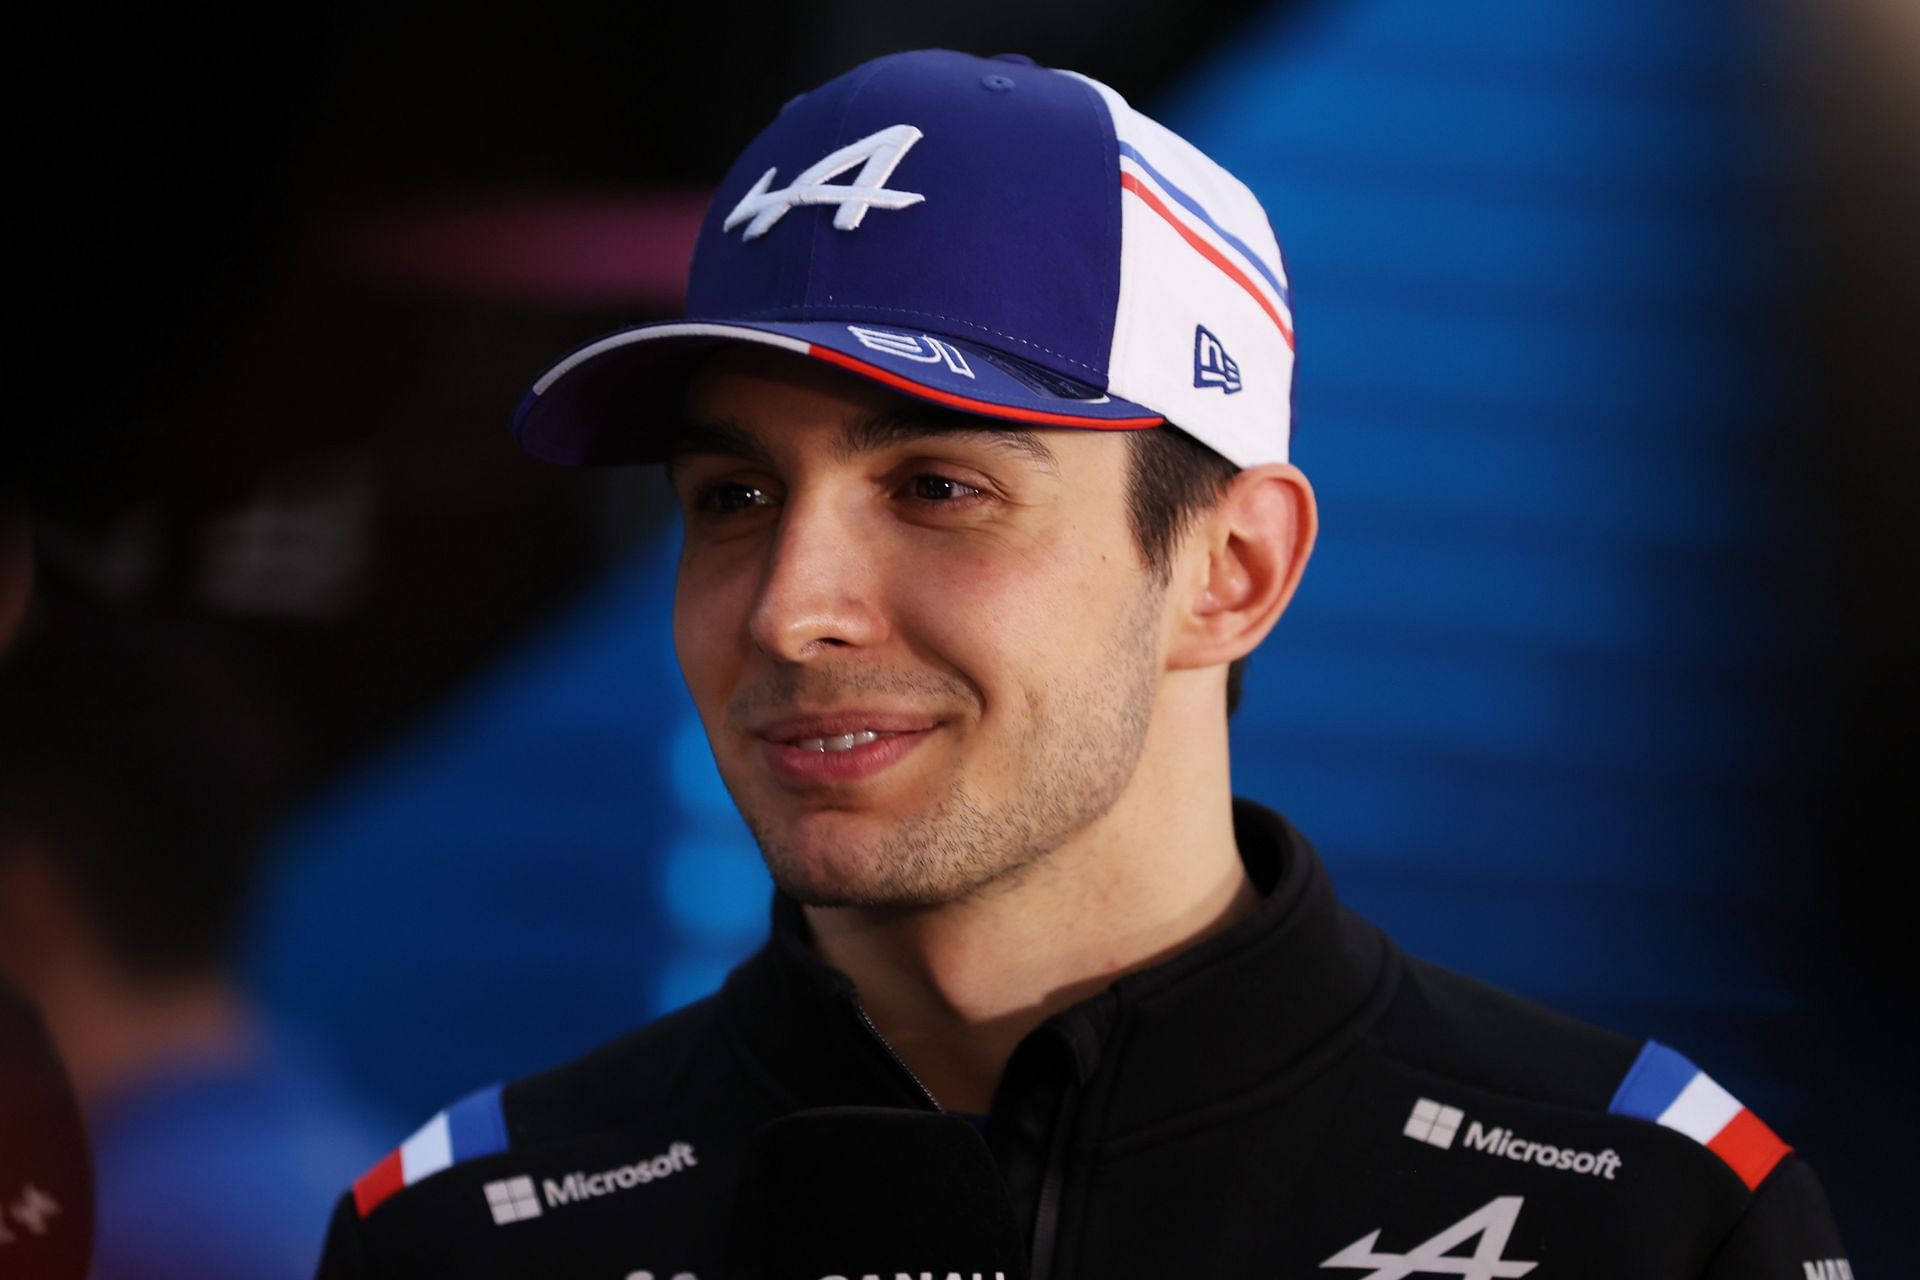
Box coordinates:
[319,50,1849,1277]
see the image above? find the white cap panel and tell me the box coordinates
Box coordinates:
[1067,70,1295,466]
[1104,200,1294,467]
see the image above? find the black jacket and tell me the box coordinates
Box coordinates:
[316,801,1850,1278]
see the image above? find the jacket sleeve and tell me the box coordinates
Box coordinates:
[1701,1156,1851,1279]
[314,1191,376,1280]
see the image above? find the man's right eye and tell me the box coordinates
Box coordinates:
[695,482,775,513]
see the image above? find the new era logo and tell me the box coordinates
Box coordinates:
[1404,1097,1465,1149]
[1193,324,1242,394]
[483,1176,542,1225]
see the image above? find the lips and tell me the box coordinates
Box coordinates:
[788,729,897,753]
[750,712,941,785]
[754,711,942,743]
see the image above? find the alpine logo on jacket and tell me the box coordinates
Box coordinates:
[1403,1098,1621,1179]
[1322,1195,1537,1279]
[1802,1261,1855,1280]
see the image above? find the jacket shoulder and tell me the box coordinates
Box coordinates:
[314,992,742,1277]
[342,992,724,1224]
[1374,950,1645,1110]
[504,990,727,1145]
[1374,950,1796,1194]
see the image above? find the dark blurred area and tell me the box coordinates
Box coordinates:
[1789,0,1920,993]
[0,611,387,1277]
[3,0,1913,1275]
[16,0,1275,780]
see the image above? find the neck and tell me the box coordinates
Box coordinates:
[805,675,1254,1113]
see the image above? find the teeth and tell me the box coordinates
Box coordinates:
[794,730,884,753]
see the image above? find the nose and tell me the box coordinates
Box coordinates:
[747,491,889,661]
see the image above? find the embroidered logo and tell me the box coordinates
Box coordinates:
[1403,1096,1622,1180]
[1403,1098,1465,1150]
[1322,1196,1537,1280]
[848,326,974,377]
[0,1183,62,1244]
[482,1141,697,1227]
[724,124,926,241]
[1193,324,1242,393]
[482,1176,542,1225]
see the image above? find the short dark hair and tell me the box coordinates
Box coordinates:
[1123,426,1249,714]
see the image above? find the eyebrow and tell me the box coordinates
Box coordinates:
[664,406,1060,477]
[664,420,774,473]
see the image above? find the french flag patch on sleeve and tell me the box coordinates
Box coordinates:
[354,1082,509,1217]
[1608,1041,1791,1191]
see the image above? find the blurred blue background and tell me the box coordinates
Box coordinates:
[14,0,1911,1275]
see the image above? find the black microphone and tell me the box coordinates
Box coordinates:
[724,1107,1028,1280]
[0,978,92,1280]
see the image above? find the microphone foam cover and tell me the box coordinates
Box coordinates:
[724,1106,1027,1280]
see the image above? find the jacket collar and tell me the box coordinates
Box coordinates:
[718,799,1395,1130]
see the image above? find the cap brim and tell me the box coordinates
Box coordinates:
[512,320,1165,466]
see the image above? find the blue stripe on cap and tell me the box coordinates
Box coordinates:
[1115,140,1291,310]
[446,1082,509,1163]
[1607,1040,1698,1121]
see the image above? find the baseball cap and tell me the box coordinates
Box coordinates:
[513,49,1295,469]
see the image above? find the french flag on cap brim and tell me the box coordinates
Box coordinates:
[1608,1041,1791,1190]
[354,1082,510,1217]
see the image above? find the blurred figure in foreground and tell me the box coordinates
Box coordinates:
[0,607,387,1280]
[0,482,94,1280]
[0,481,30,654]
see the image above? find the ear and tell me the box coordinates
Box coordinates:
[1166,463,1317,672]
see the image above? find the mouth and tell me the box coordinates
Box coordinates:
[785,729,906,753]
[750,713,942,785]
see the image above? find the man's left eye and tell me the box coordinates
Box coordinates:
[907,475,983,502]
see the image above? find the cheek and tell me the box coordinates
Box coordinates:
[889,535,1110,690]
[672,556,754,706]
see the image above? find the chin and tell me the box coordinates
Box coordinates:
[751,811,935,909]
[740,787,1055,912]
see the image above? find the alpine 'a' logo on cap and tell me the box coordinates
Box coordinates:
[1193,324,1242,394]
[724,124,927,241]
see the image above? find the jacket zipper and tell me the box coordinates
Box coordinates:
[853,987,1075,1276]
[1027,1078,1076,1280]
[849,996,943,1111]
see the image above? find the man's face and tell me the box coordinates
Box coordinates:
[671,348,1171,909]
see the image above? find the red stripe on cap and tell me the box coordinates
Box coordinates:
[353,1149,407,1218]
[1707,1109,1792,1191]
[1120,171,1295,351]
[806,346,1164,429]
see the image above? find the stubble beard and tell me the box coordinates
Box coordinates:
[731,583,1165,910]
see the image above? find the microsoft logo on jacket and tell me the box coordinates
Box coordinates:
[482,1142,699,1226]
[1403,1098,1622,1179]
